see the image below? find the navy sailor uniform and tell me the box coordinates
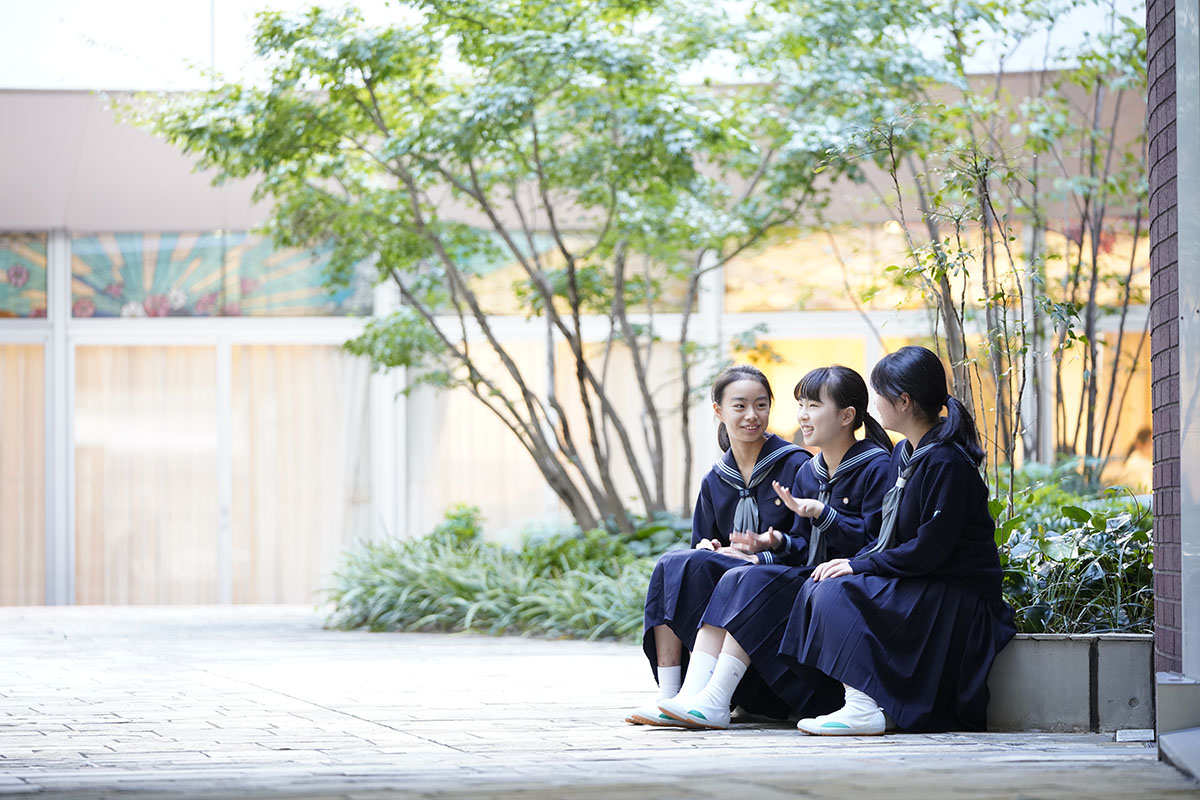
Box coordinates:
[778,424,1017,732]
[699,439,891,718]
[641,433,810,682]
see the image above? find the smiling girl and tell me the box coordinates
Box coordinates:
[626,365,811,726]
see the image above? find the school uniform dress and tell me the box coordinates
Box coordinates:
[778,426,1017,732]
[642,433,810,682]
[699,440,891,718]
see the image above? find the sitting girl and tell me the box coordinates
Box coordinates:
[780,345,1016,735]
[655,365,891,728]
[626,364,810,726]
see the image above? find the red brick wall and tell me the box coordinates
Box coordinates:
[1148,0,1181,672]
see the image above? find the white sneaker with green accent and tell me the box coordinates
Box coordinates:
[795,706,886,736]
[656,695,730,730]
[625,704,692,727]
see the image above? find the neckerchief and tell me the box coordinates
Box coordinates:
[806,442,887,565]
[862,438,940,556]
[713,435,803,536]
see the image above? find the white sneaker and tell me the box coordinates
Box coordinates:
[796,705,886,736]
[657,695,730,730]
[625,703,690,727]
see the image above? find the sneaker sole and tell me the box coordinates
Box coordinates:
[657,704,727,730]
[627,711,690,727]
[797,724,886,736]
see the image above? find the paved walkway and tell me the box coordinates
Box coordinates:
[0,606,1197,800]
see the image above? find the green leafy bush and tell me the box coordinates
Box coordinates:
[323,504,685,641]
[994,462,1153,634]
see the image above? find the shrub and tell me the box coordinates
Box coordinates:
[323,504,683,641]
[995,461,1153,634]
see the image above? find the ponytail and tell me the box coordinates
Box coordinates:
[859,410,893,452]
[942,395,984,466]
[717,422,731,452]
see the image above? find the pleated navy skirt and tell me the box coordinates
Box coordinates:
[642,549,749,681]
[778,574,1016,732]
[700,564,842,720]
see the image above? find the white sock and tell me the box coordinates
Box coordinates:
[690,653,747,710]
[676,651,719,697]
[657,665,682,700]
[842,684,881,713]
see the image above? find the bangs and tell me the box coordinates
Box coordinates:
[794,367,834,402]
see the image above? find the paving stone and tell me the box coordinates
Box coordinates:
[0,606,1198,799]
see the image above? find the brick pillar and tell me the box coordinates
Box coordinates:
[1148,0,1181,673]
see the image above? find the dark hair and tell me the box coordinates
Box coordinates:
[712,364,773,452]
[795,365,892,451]
[869,345,984,466]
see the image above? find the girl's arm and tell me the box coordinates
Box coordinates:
[691,481,720,549]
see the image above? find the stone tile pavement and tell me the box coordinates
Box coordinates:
[0,605,1197,799]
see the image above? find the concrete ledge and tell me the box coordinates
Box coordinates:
[987,633,1154,732]
[1160,727,1200,780]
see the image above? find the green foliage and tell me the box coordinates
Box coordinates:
[994,462,1153,634]
[324,505,688,640]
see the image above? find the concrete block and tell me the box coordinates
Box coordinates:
[1156,672,1200,734]
[988,635,1091,732]
[1097,635,1155,731]
[987,634,1155,732]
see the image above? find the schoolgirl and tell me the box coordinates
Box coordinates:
[778,345,1016,735]
[654,366,891,728]
[626,364,810,726]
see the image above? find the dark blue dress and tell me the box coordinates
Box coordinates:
[642,433,810,682]
[699,440,891,718]
[778,428,1017,732]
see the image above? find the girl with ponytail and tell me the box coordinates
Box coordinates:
[651,366,893,728]
[627,365,811,726]
[777,345,1016,735]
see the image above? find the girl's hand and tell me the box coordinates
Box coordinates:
[772,481,825,518]
[811,558,853,581]
[714,546,758,564]
[730,528,780,554]
[694,538,718,551]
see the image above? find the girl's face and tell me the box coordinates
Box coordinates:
[797,386,854,449]
[714,379,771,444]
[871,391,906,432]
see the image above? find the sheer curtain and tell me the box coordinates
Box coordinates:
[0,345,45,604]
[74,346,220,603]
[231,345,371,603]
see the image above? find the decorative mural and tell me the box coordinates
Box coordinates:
[70,232,373,318]
[0,234,49,318]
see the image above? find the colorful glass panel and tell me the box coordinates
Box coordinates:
[0,233,48,318]
[70,232,373,318]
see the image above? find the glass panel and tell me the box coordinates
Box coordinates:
[725,222,1150,314]
[0,233,48,318]
[70,232,372,318]
[0,345,45,604]
[74,346,219,603]
[406,341,549,539]
[231,345,372,602]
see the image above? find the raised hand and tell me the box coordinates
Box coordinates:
[772,480,825,518]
